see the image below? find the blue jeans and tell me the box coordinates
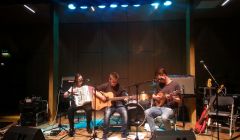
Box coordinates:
[103,106,128,138]
[144,106,174,132]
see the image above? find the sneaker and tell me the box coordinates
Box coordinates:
[102,135,107,140]
[68,129,75,137]
[87,128,92,134]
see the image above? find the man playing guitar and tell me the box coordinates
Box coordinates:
[95,72,128,140]
[145,67,182,134]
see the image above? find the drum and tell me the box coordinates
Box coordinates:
[126,103,146,127]
[139,91,151,101]
[139,91,152,109]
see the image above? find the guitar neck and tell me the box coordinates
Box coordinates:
[109,96,132,101]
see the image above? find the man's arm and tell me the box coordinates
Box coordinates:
[153,92,165,101]
[95,91,108,102]
[94,83,108,102]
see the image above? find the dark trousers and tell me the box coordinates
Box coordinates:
[103,106,128,138]
[67,102,92,131]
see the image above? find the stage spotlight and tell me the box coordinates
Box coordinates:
[68,3,76,10]
[98,5,106,9]
[151,2,160,9]
[221,0,231,6]
[80,6,88,9]
[110,4,118,8]
[23,5,36,13]
[133,4,141,7]
[163,0,172,6]
[121,4,128,8]
[91,6,95,11]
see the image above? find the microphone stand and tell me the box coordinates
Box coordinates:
[135,84,140,140]
[200,60,221,140]
[89,84,98,140]
[127,80,152,140]
[43,77,68,137]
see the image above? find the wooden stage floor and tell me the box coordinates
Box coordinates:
[1,115,239,140]
[39,118,240,140]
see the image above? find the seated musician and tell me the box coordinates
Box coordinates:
[145,67,181,133]
[63,73,92,137]
[95,72,128,140]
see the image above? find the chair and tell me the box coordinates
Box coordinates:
[208,96,238,137]
[75,110,86,123]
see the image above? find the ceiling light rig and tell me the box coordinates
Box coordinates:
[67,1,172,10]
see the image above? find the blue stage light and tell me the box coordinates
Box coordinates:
[133,4,141,7]
[110,4,118,8]
[80,6,88,9]
[68,4,76,10]
[121,4,128,8]
[98,5,106,9]
[151,2,160,9]
[163,0,172,6]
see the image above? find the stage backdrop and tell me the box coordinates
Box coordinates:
[59,21,187,93]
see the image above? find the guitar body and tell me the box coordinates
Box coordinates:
[154,90,181,107]
[92,92,114,110]
[92,91,135,110]
[154,92,166,107]
[195,106,208,134]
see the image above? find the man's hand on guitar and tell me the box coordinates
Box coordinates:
[123,97,128,102]
[165,94,171,100]
[95,91,108,102]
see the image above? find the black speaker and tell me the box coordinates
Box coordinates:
[3,126,45,140]
[153,130,196,140]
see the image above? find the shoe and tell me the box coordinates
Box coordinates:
[102,134,107,140]
[68,129,75,137]
[149,133,155,140]
[87,128,92,134]
[102,137,107,140]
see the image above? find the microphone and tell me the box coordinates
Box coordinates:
[200,60,207,69]
[85,78,91,82]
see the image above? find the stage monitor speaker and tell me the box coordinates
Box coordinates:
[3,126,45,140]
[169,75,195,94]
[153,130,196,140]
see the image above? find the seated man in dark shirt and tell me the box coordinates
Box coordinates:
[95,72,128,140]
[145,67,182,133]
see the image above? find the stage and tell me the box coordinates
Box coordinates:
[1,115,239,140]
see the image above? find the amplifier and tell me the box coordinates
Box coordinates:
[169,75,195,94]
[19,98,48,126]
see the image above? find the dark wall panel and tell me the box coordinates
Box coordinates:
[0,24,50,114]
[59,21,186,93]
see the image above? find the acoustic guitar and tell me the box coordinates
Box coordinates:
[92,91,135,110]
[154,89,181,107]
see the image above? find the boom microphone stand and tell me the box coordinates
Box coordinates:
[200,60,223,140]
